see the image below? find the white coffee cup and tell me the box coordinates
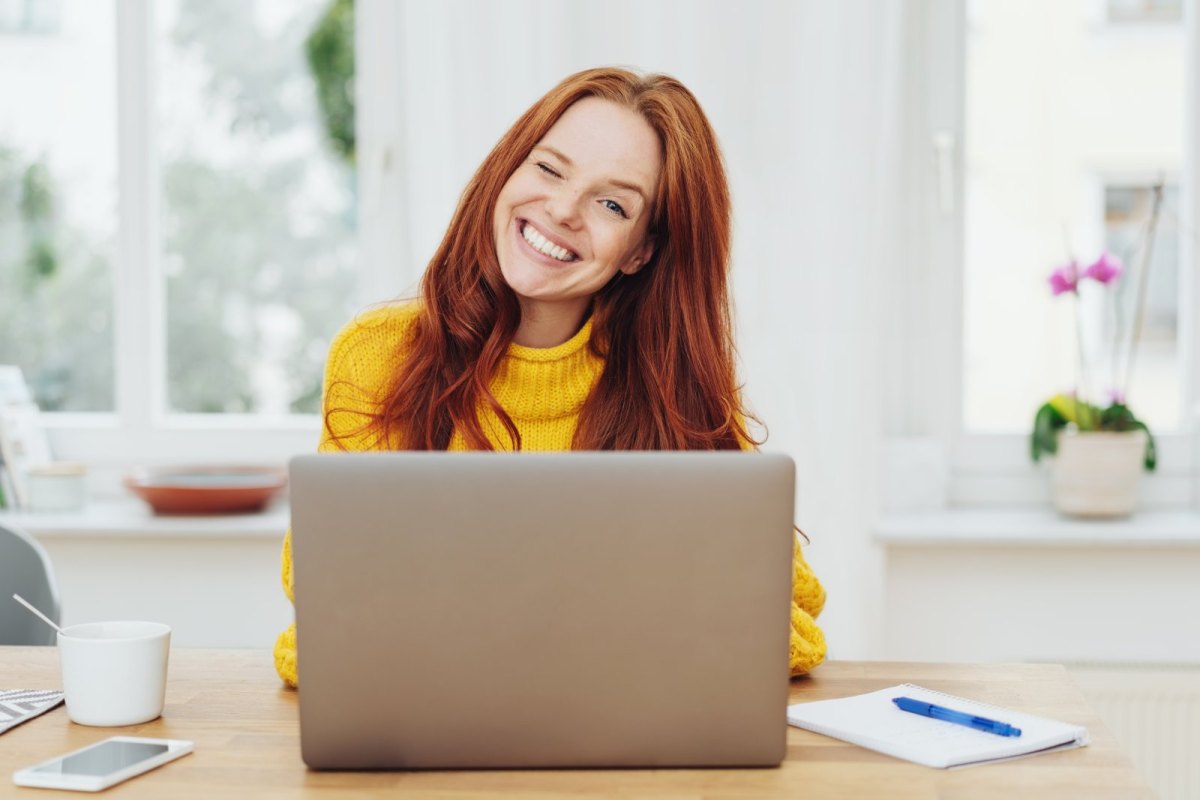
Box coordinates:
[57,621,171,727]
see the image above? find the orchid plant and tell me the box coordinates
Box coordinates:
[1030,249,1157,472]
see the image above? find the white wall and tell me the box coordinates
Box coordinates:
[884,544,1200,664]
[40,533,292,649]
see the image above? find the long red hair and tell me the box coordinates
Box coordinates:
[332,67,758,451]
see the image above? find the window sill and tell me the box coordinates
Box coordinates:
[875,508,1200,547]
[0,499,290,539]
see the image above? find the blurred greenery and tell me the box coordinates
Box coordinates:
[0,147,114,411]
[163,0,357,413]
[20,161,57,283]
[0,0,356,416]
[306,0,355,163]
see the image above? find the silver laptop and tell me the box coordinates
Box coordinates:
[289,452,795,770]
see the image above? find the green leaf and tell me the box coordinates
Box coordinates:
[1047,393,1102,430]
[1097,403,1156,471]
[1131,420,1156,471]
[1099,402,1136,430]
[1031,401,1068,462]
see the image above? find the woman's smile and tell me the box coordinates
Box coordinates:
[516,219,580,264]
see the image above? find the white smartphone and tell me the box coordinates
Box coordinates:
[12,736,193,792]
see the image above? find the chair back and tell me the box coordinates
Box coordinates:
[0,523,61,645]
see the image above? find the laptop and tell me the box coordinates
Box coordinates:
[289,451,795,770]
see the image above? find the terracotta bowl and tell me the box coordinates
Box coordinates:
[123,466,287,515]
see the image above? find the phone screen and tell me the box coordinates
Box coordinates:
[32,740,169,777]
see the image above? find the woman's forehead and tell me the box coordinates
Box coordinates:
[536,98,662,194]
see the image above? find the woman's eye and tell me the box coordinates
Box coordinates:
[602,199,628,218]
[536,162,560,177]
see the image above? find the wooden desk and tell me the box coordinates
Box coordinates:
[0,648,1151,799]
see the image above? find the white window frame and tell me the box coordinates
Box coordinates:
[886,0,1200,512]
[40,0,407,494]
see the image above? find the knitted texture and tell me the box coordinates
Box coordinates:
[274,303,827,687]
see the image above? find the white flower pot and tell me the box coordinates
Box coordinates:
[1052,429,1147,518]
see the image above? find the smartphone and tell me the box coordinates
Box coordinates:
[12,736,193,792]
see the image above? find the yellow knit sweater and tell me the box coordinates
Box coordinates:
[274,303,827,687]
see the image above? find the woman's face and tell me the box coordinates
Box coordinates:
[492,97,662,325]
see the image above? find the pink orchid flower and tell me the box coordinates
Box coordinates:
[1082,252,1123,285]
[1047,260,1079,295]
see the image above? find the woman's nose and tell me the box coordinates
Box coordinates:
[545,187,584,229]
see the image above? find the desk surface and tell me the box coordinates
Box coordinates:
[0,648,1151,799]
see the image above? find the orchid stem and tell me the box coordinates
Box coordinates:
[1060,225,1089,426]
[1072,286,1090,427]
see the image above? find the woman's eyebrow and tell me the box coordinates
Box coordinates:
[534,144,575,167]
[532,145,648,202]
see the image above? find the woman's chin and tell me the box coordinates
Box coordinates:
[500,263,559,301]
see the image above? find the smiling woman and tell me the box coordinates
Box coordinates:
[273,66,827,688]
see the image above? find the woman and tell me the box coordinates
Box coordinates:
[274,67,826,688]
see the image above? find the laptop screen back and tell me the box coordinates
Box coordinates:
[290,451,795,769]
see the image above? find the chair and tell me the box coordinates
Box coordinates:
[0,522,61,645]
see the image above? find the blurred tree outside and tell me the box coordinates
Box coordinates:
[306,0,355,163]
[162,0,357,414]
[0,146,114,411]
[0,0,356,416]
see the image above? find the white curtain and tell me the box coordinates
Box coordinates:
[373,0,909,659]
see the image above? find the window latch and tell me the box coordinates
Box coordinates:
[933,131,956,216]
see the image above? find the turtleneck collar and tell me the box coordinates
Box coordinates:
[491,315,603,421]
[505,315,594,363]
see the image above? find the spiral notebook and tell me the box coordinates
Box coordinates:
[786,683,1090,768]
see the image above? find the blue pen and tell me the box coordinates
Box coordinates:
[892,697,1022,737]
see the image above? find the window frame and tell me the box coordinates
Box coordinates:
[41,0,406,493]
[890,0,1200,512]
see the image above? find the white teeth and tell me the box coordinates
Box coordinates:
[521,222,574,262]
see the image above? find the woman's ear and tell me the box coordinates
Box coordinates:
[621,239,655,275]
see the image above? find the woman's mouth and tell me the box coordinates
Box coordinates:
[518,220,580,263]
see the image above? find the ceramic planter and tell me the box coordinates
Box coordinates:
[1052,429,1147,518]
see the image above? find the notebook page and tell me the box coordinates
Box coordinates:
[787,683,1089,768]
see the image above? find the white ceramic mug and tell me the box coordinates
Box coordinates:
[57,621,171,726]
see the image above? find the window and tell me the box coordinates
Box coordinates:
[0,0,116,411]
[903,0,1198,508]
[0,0,376,476]
[157,0,357,415]
[961,0,1186,434]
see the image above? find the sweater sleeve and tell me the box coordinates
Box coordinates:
[274,532,299,688]
[788,533,827,675]
[275,401,349,688]
[273,308,406,688]
[735,416,828,675]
